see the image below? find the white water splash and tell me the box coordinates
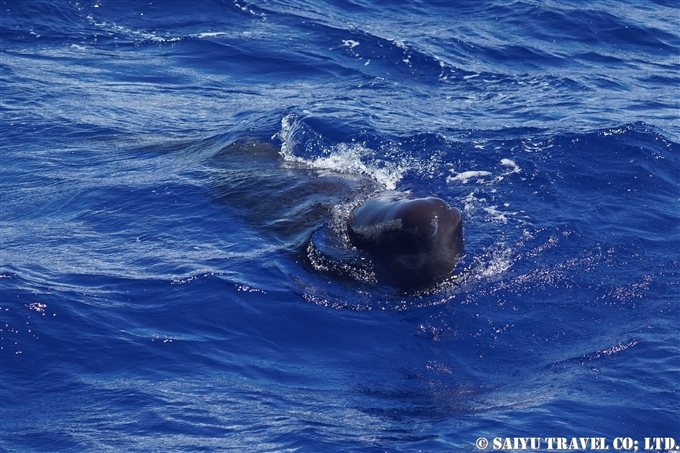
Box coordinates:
[446,170,493,184]
[500,158,520,174]
[275,114,411,190]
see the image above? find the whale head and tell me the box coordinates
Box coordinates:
[348,193,464,289]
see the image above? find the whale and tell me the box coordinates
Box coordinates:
[209,139,464,290]
[348,192,464,289]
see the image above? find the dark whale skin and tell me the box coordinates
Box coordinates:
[348,192,464,289]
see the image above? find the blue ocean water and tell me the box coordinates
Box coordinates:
[1,0,679,451]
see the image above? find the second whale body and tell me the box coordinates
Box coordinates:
[348,192,464,289]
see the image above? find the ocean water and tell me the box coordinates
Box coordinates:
[1,0,679,452]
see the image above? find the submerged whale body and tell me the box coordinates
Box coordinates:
[348,192,464,289]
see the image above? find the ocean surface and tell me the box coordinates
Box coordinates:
[1,1,679,452]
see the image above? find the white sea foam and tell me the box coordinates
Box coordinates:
[276,114,410,190]
[342,39,360,49]
[500,158,520,174]
[446,170,492,184]
[197,32,228,38]
[474,245,515,280]
[447,157,520,186]
[483,205,517,224]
